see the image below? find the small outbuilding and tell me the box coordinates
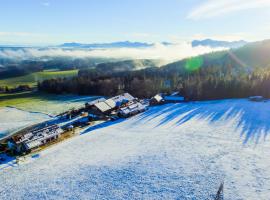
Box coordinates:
[150,94,165,105]
[150,92,185,105]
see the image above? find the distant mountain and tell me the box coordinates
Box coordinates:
[60,41,154,49]
[192,39,248,49]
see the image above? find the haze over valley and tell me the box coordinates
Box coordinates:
[1,1,270,200]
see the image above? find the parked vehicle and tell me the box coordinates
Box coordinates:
[248,96,267,102]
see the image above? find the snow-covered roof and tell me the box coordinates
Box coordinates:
[110,93,134,104]
[120,102,146,115]
[94,102,112,112]
[23,125,63,150]
[153,94,163,102]
[105,99,116,108]
[170,92,180,96]
[91,93,135,113]
[87,98,106,106]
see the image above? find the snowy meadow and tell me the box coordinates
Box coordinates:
[0,99,270,199]
[0,94,98,139]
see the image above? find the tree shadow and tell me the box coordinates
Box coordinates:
[135,100,270,144]
[0,153,17,171]
[80,119,125,135]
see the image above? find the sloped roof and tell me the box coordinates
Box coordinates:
[122,93,135,101]
[153,94,163,102]
[87,98,106,106]
[110,93,134,103]
[94,102,112,112]
[120,102,146,115]
[23,126,63,150]
[92,93,135,112]
[105,99,116,108]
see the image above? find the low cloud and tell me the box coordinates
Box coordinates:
[0,32,42,37]
[0,42,225,64]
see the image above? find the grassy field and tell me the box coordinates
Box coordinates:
[0,69,78,88]
[0,91,97,115]
[0,91,49,107]
[0,91,97,139]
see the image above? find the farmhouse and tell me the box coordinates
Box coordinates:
[87,93,135,115]
[9,124,64,154]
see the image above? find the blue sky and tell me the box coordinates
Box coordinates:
[1,0,270,45]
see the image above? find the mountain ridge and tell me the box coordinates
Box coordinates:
[192,39,248,48]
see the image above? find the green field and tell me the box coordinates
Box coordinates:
[0,69,78,88]
[0,91,97,115]
[0,91,51,107]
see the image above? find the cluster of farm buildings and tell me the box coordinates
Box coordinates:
[5,92,185,155]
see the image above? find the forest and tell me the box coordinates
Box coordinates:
[38,40,270,100]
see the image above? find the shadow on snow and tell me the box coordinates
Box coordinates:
[80,119,126,135]
[134,99,270,144]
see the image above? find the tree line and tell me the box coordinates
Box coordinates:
[38,61,270,100]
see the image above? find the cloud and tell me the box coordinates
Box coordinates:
[41,2,50,7]
[0,43,226,64]
[0,32,42,37]
[187,0,270,20]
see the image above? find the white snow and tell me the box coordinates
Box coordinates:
[0,95,99,139]
[1,99,270,199]
[9,95,99,116]
[0,107,51,139]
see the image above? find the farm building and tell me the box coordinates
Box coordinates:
[164,92,185,103]
[164,95,185,103]
[150,92,185,105]
[87,93,135,115]
[150,94,165,105]
[9,125,64,154]
[119,101,147,118]
[85,98,106,108]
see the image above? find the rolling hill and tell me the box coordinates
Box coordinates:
[163,39,270,74]
[95,59,160,72]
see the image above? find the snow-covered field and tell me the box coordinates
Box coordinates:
[8,95,99,116]
[0,95,98,139]
[0,107,52,139]
[1,99,270,199]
